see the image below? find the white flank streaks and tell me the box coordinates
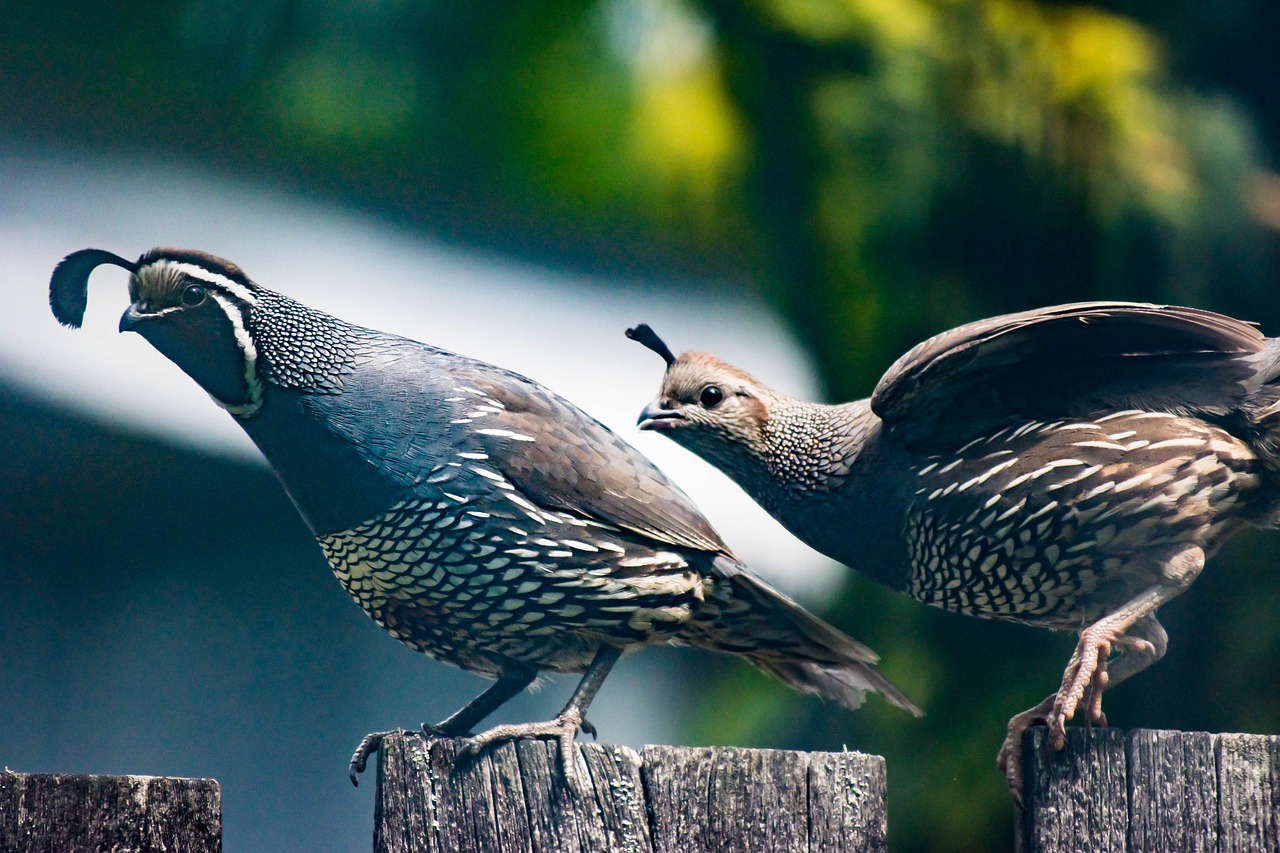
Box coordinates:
[476,428,536,441]
[957,457,1019,492]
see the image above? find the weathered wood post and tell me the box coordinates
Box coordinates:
[1020,727,1280,852]
[0,771,221,853]
[374,732,887,852]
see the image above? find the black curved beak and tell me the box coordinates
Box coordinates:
[118,304,146,333]
[119,303,143,330]
[637,400,684,431]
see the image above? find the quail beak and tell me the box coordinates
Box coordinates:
[119,303,171,332]
[637,400,685,431]
[118,304,147,333]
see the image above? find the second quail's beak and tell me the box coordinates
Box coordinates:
[637,400,684,431]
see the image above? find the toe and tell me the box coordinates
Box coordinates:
[349,731,387,787]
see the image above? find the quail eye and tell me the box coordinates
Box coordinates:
[699,385,724,408]
[181,284,206,307]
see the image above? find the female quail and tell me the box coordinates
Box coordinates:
[628,303,1280,794]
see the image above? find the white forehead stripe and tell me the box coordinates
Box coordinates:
[139,259,260,306]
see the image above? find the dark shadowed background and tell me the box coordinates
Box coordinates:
[1,1,1278,850]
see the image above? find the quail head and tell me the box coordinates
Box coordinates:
[628,304,1280,796]
[48,247,921,791]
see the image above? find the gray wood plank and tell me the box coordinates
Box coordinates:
[1217,733,1280,853]
[639,745,717,853]
[0,771,220,853]
[378,735,888,853]
[373,731,437,853]
[703,746,810,852]
[514,738,593,853]
[580,743,652,853]
[1020,727,1127,853]
[807,750,887,853]
[483,741,536,852]
[1127,729,1218,852]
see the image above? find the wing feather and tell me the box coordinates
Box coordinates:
[450,365,732,556]
[870,302,1266,449]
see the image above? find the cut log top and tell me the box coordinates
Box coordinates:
[1021,727,1280,853]
[373,733,888,853]
[0,771,221,853]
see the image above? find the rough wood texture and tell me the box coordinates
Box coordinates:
[374,733,886,853]
[1020,728,1280,852]
[0,771,220,853]
[1021,727,1128,853]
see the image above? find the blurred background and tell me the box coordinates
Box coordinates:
[1,0,1278,850]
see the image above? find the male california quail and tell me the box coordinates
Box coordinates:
[627,304,1280,793]
[48,247,921,790]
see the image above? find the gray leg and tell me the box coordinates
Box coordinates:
[348,667,536,786]
[426,668,538,736]
[460,646,623,793]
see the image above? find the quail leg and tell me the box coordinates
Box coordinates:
[999,546,1200,801]
[997,617,1167,803]
[1047,548,1200,749]
[349,667,536,786]
[1081,623,1165,729]
[459,646,622,794]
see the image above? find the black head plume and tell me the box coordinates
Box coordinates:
[626,324,676,368]
[50,249,139,328]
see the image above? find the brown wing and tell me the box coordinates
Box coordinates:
[449,364,733,556]
[870,302,1267,450]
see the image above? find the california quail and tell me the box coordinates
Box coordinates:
[627,304,1280,794]
[48,247,921,790]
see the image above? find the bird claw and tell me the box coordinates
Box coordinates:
[458,710,591,795]
[349,731,390,787]
[999,623,1160,801]
[580,717,598,740]
[998,695,1057,805]
[1048,623,1127,748]
[350,721,474,786]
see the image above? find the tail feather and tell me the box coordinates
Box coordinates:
[747,655,923,717]
[685,558,923,717]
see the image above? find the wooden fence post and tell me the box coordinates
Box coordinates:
[374,733,887,852]
[0,771,220,853]
[1020,727,1280,852]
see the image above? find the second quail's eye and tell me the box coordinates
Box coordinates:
[181,284,206,307]
[699,385,724,408]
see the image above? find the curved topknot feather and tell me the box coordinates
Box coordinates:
[626,324,677,368]
[49,249,138,328]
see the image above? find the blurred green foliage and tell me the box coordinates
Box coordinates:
[4,0,1277,848]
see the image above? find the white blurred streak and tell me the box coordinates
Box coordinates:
[0,145,844,602]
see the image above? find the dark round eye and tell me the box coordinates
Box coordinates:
[181,284,206,307]
[699,385,724,408]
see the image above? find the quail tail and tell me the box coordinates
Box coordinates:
[689,559,923,717]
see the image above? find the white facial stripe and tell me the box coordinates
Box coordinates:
[141,259,261,306]
[208,290,264,418]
